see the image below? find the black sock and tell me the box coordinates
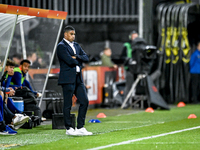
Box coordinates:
[0,121,6,131]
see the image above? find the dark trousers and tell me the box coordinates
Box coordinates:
[0,96,6,131]
[0,96,14,129]
[62,74,89,130]
[0,96,3,123]
[190,74,200,103]
[124,70,134,101]
[4,103,15,124]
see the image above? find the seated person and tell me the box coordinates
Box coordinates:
[8,59,41,97]
[0,59,29,135]
[2,59,16,88]
[6,59,41,119]
[0,94,17,135]
[101,47,117,68]
[0,89,29,134]
[2,59,26,113]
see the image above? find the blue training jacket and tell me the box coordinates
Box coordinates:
[190,49,200,74]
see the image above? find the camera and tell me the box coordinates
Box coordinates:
[128,38,158,75]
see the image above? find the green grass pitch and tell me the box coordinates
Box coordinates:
[1,104,200,150]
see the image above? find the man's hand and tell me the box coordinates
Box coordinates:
[113,64,118,69]
[8,87,15,96]
[37,93,42,98]
[85,85,91,89]
[15,86,21,90]
[72,56,76,59]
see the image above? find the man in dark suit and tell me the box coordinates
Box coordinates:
[56,26,92,136]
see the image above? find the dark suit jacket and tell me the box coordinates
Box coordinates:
[56,39,89,85]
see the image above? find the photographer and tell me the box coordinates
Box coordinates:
[120,31,141,107]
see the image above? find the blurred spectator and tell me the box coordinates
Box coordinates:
[189,41,200,103]
[37,57,47,68]
[11,53,23,67]
[101,47,117,68]
[27,52,41,69]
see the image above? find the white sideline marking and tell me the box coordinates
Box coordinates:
[105,121,132,123]
[87,126,200,150]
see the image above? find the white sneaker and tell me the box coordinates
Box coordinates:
[42,117,47,121]
[75,127,93,136]
[12,114,29,126]
[15,113,24,117]
[66,127,77,135]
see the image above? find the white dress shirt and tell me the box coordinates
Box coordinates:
[64,38,80,72]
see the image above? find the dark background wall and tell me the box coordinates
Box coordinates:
[1,0,199,60]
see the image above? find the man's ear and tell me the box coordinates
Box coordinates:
[64,32,67,38]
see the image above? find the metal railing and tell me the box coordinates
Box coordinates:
[0,0,143,37]
[0,0,139,22]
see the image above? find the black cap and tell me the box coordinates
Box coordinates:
[129,30,138,40]
[130,30,138,34]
